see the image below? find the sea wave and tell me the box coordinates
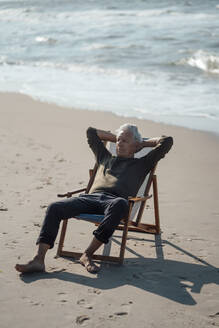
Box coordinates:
[178,50,219,74]
[82,42,146,51]
[35,36,58,45]
[0,58,148,83]
[134,107,219,120]
[0,56,24,66]
[0,7,39,21]
[1,6,215,19]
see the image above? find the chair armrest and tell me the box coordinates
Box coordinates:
[128,195,152,203]
[57,188,86,198]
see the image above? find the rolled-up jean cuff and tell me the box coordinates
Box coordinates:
[93,230,108,244]
[36,237,53,249]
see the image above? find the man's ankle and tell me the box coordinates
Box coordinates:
[34,255,45,264]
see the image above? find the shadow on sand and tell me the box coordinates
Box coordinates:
[20,235,219,306]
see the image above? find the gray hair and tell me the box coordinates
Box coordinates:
[116,123,142,142]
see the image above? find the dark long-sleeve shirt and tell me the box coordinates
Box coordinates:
[87,127,173,199]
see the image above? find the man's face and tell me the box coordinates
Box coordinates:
[116,130,137,158]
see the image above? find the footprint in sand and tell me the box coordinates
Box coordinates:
[40,205,48,209]
[88,288,101,295]
[209,312,219,318]
[209,312,219,326]
[36,186,44,190]
[77,299,93,309]
[108,311,128,320]
[33,223,41,227]
[114,311,128,316]
[30,301,41,306]
[0,202,8,211]
[76,315,90,325]
[0,208,8,211]
[109,301,132,319]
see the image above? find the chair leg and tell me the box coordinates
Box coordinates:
[152,175,160,234]
[57,219,68,256]
[119,203,133,264]
[119,223,128,264]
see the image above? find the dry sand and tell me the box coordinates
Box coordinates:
[0,92,219,328]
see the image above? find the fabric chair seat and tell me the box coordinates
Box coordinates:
[75,214,104,223]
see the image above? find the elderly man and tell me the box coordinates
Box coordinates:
[15,124,173,274]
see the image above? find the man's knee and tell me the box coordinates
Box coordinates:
[110,198,129,217]
[46,201,63,217]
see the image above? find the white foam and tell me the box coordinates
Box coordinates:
[178,50,219,74]
[35,36,57,44]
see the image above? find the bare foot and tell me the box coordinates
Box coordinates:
[79,253,100,274]
[15,257,45,273]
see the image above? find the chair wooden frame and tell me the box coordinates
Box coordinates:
[56,141,161,264]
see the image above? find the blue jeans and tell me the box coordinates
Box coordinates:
[36,192,129,248]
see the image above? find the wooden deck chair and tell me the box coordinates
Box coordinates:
[56,141,160,264]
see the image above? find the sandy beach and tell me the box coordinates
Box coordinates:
[0,92,219,328]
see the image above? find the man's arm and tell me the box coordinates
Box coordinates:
[87,127,112,164]
[140,136,173,169]
[142,137,163,147]
[95,129,116,143]
[135,136,165,153]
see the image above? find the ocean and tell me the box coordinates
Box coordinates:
[0,0,219,134]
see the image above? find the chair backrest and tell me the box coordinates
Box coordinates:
[86,140,155,222]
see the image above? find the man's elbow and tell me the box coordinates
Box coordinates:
[166,136,173,145]
[165,136,173,152]
[159,136,173,153]
[87,126,96,137]
[87,126,94,133]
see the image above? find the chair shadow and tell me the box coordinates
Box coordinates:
[20,234,219,306]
